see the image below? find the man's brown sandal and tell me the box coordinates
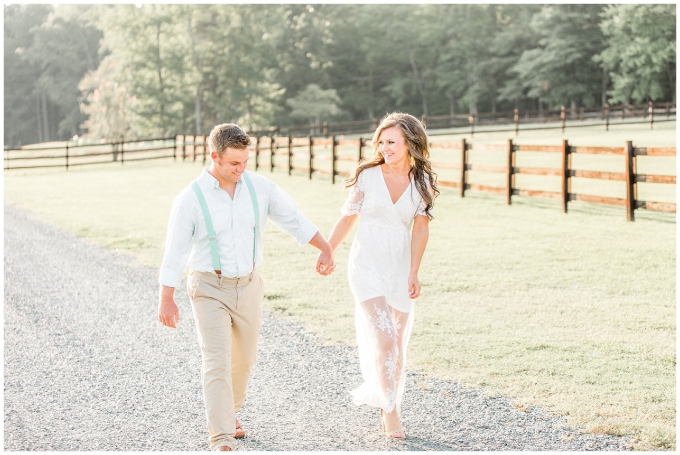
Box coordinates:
[235,419,246,439]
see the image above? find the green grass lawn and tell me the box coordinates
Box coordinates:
[4,123,676,450]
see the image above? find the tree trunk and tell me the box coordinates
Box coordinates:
[76,25,95,70]
[368,67,374,120]
[188,11,202,135]
[449,94,456,117]
[246,99,253,132]
[408,50,428,117]
[41,92,49,142]
[601,67,608,107]
[195,87,202,135]
[667,62,676,103]
[36,95,43,143]
[156,23,165,127]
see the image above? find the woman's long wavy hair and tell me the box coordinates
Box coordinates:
[343,112,439,219]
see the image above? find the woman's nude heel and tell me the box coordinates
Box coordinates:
[380,409,406,440]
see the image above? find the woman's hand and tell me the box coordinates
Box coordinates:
[408,273,421,299]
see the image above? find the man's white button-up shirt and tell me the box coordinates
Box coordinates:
[159,168,318,288]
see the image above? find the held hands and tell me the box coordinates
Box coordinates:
[408,272,421,299]
[316,247,336,276]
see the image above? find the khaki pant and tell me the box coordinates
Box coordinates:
[187,269,264,451]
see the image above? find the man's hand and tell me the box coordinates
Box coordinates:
[159,285,179,328]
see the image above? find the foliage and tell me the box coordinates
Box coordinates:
[3,4,676,146]
[286,83,342,129]
[595,4,676,104]
[4,4,52,147]
[508,5,606,112]
[4,4,101,145]
[78,56,139,140]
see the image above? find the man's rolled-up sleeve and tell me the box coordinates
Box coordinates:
[267,184,318,245]
[159,195,195,288]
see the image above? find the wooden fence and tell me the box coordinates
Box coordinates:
[429,139,675,221]
[246,135,676,222]
[5,133,674,222]
[3,137,177,170]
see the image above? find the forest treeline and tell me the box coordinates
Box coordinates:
[4,3,676,147]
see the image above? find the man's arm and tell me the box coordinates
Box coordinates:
[158,192,195,328]
[158,285,179,328]
[266,182,335,275]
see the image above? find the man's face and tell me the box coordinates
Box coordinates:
[211,147,249,184]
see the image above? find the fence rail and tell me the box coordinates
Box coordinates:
[5,132,675,222]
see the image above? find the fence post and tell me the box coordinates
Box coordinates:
[182,135,186,161]
[561,139,570,213]
[308,135,313,180]
[65,143,69,171]
[173,136,177,161]
[270,136,275,172]
[649,101,654,129]
[514,109,519,136]
[288,135,293,175]
[421,114,427,128]
[506,139,514,205]
[604,103,610,131]
[358,138,363,162]
[468,114,474,137]
[560,106,566,133]
[460,138,467,198]
[624,140,635,222]
[255,136,260,171]
[192,135,196,161]
[332,135,337,184]
[323,122,329,137]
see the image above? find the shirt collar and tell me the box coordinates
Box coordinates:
[200,167,244,190]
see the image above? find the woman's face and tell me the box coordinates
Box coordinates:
[378,126,409,166]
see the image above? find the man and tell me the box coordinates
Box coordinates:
[158,123,335,451]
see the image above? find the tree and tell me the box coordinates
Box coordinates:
[506,5,607,114]
[595,4,676,105]
[4,4,52,146]
[78,56,138,140]
[286,83,341,133]
[25,5,103,138]
[96,4,193,137]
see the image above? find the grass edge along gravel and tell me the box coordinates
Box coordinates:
[4,129,675,451]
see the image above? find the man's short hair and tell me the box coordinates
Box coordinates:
[209,123,251,156]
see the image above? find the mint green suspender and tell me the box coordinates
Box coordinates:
[191,172,260,276]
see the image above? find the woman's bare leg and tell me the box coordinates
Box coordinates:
[358,297,408,434]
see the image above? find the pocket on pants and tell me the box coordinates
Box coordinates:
[187,272,201,301]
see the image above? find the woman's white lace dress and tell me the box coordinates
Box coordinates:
[341,165,428,415]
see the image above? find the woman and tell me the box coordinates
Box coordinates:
[326,112,439,439]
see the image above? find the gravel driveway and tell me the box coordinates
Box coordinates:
[4,204,633,451]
